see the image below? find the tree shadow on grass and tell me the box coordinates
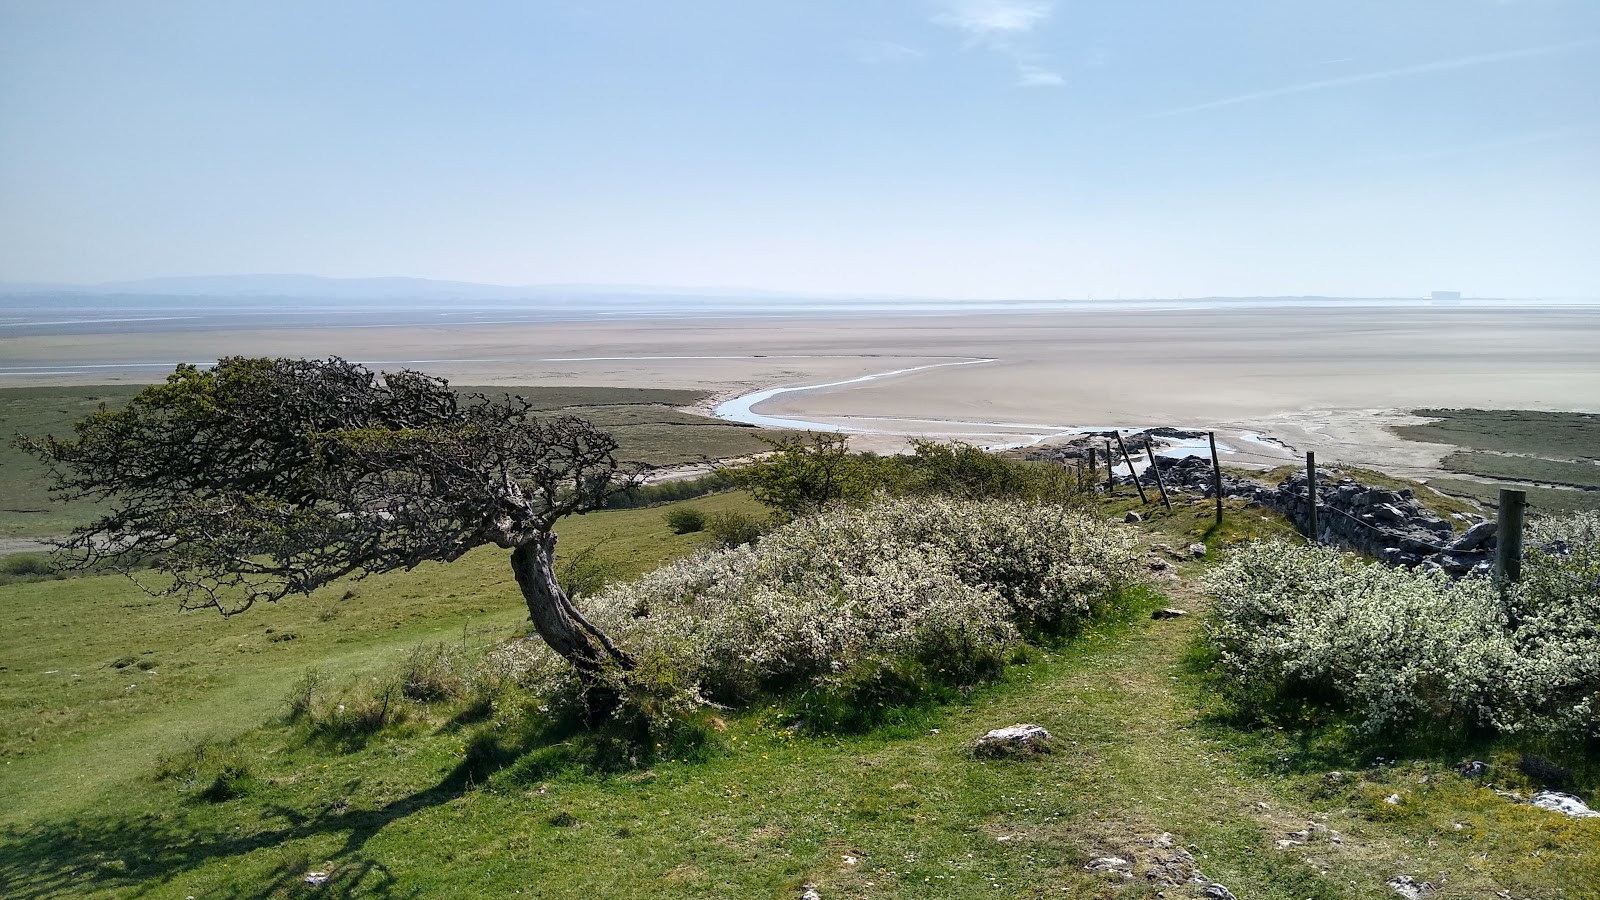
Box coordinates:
[0,741,515,900]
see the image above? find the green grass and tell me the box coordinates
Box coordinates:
[0,385,146,538]
[0,491,768,828]
[1427,477,1600,515]
[3,483,1597,899]
[1439,451,1600,491]
[1393,408,1600,461]
[0,384,785,538]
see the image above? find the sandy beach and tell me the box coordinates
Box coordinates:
[4,304,1597,476]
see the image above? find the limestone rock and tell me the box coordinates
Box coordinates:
[974,724,1053,757]
[1084,856,1132,878]
[1448,521,1497,552]
[1188,542,1207,558]
[1529,790,1600,818]
[1151,607,1187,619]
[1203,883,1238,900]
[1124,511,1143,523]
[1387,875,1434,899]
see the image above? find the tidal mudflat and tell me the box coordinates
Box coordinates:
[4,304,1597,473]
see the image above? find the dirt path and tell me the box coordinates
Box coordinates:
[1041,570,1591,899]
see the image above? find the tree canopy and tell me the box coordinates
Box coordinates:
[22,357,633,680]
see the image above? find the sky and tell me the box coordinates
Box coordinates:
[1,0,1596,300]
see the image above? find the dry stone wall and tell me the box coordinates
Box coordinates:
[1137,455,1496,575]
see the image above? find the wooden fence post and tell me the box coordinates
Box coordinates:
[1208,431,1224,526]
[1144,441,1172,509]
[1494,488,1527,583]
[1088,447,1098,493]
[1103,440,1116,495]
[1306,451,1318,543]
[1113,432,1149,504]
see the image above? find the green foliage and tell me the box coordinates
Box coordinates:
[1205,518,1600,746]
[724,435,1093,520]
[898,439,1090,504]
[1,553,52,577]
[604,471,738,509]
[722,433,866,517]
[0,552,59,584]
[561,496,1139,719]
[18,358,628,615]
[299,679,407,752]
[703,510,765,547]
[662,507,706,534]
[555,537,614,599]
[282,669,326,721]
[398,643,466,702]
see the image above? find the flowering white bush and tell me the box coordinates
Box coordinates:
[504,496,1139,716]
[1205,514,1600,741]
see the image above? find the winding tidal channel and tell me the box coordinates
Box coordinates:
[708,357,1256,461]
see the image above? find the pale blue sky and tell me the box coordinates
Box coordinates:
[1,1,1596,299]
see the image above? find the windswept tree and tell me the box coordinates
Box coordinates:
[21,357,635,685]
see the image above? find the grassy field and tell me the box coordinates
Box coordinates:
[1439,451,1600,492]
[1425,478,1600,514]
[0,384,784,538]
[1386,409,1600,514]
[3,489,1595,900]
[0,385,147,538]
[1393,409,1600,461]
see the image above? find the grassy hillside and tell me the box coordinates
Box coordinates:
[3,490,1595,900]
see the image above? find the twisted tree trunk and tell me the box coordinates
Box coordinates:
[509,533,634,684]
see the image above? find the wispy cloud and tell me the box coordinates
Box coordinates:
[1137,39,1598,120]
[932,0,1063,87]
[1018,65,1065,87]
[933,0,1053,43]
[851,40,925,65]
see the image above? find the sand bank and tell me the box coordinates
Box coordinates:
[4,305,1596,476]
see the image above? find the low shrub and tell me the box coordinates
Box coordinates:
[704,510,764,548]
[663,507,706,534]
[300,680,407,751]
[508,496,1138,732]
[721,436,1095,520]
[603,471,738,509]
[1,553,52,577]
[399,643,465,702]
[282,669,326,720]
[1204,516,1600,744]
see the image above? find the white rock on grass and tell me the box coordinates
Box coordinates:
[1084,856,1132,878]
[974,724,1053,757]
[800,884,822,900]
[1529,791,1600,818]
[1387,874,1434,899]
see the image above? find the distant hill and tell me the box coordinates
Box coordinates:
[0,275,820,302]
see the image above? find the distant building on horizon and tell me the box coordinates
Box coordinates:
[1430,290,1462,304]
